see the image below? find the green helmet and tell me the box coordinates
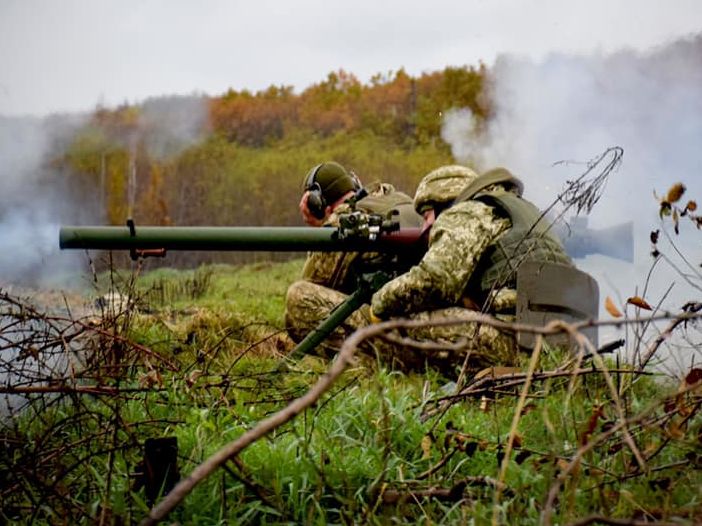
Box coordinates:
[413,165,479,213]
[302,161,361,219]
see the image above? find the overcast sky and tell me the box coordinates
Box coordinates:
[1,0,702,116]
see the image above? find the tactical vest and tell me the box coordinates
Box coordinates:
[462,190,572,295]
[356,191,424,229]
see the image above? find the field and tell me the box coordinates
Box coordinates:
[1,260,701,525]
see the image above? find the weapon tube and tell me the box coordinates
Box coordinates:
[59,225,426,255]
[59,216,634,262]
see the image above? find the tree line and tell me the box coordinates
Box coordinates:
[54,66,490,264]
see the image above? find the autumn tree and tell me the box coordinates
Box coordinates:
[297,69,363,136]
[210,85,296,147]
[413,64,490,144]
[359,69,416,145]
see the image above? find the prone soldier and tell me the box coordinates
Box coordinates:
[369,165,574,370]
[284,161,423,356]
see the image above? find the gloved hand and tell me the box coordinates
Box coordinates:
[368,307,383,324]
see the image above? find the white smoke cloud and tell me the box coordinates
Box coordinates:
[0,115,87,288]
[140,94,209,160]
[441,35,702,371]
[0,210,58,283]
[444,38,702,218]
[0,96,209,288]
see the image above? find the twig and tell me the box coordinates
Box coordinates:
[378,476,512,505]
[638,302,702,370]
[565,515,679,526]
[416,449,458,480]
[576,330,648,473]
[493,331,544,525]
[222,459,282,515]
[139,313,395,525]
[72,319,180,371]
[137,310,701,524]
[540,380,702,526]
[0,385,170,395]
[420,368,652,421]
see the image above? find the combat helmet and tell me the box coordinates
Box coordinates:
[413,165,479,213]
[302,161,361,219]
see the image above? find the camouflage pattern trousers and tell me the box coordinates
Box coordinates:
[285,280,519,373]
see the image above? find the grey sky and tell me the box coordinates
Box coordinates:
[1,0,701,116]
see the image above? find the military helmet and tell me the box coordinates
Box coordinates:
[302,161,360,219]
[413,165,479,213]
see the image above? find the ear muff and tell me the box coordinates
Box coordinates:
[304,164,327,220]
[303,163,362,220]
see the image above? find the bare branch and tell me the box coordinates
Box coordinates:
[565,515,680,526]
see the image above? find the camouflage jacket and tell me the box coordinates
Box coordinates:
[370,198,513,318]
[301,182,420,294]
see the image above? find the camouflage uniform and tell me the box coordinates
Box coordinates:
[285,280,508,370]
[299,182,410,294]
[370,197,518,368]
[285,182,423,360]
[370,166,572,370]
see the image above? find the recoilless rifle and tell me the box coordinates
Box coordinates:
[59,205,632,357]
[57,198,628,510]
[59,211,428,359]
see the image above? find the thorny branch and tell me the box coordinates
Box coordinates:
[555,146,623,215]
[540,378,702,526]
[140,308,701,524]
[3,284,700,524]
[0,290,182,523]
[565,515,680,526]
[375,476,513,505]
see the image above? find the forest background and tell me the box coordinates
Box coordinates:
[54,66,483,264]
[2,29,702,524]
[2,34,701,346]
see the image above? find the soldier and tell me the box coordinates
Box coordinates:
[284,161,423,354]
[369,165,574,370]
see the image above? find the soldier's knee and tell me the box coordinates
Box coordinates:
[286,280,313,304]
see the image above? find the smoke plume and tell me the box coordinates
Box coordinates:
[0,114,89,288]
[140,94,209,160]
[442,35,702,370]
[0,95,208,289]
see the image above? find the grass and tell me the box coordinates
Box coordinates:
[134,260,303,327]
[2,261,701,525]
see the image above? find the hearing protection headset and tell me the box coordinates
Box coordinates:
[303,163,362,220]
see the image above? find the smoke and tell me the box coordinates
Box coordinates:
[140,94,209,160]
[0,114,89,288]
[441,35,702,370]
[0,95,209,288]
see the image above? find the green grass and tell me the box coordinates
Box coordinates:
[130,259,304,327]
[2,261,701,525]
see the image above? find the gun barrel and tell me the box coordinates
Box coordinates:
[59,226,425,253]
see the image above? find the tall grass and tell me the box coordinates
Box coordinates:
[1,262,701,525]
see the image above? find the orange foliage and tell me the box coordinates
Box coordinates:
[297,70,363,135]
[61,65,487,266]
[360,69,415,140]
[210,85,296,146]
[207,65,490,147]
